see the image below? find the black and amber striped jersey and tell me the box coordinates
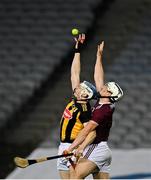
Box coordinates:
[60,99,91,143]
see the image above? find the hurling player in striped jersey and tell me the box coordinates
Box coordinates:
[57,34,98,179]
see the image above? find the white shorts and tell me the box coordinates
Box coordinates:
[83,141,112,173]
[57,142,72,171]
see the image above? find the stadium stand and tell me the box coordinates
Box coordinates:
[0,0,100,131]
[0,0,151,178]
[0,0,103,177]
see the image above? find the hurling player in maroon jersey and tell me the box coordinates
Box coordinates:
[66,42,123,179]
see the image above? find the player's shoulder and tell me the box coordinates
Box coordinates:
[94,102,115,111]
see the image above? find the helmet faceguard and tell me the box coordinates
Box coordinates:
[105,82,123,102]
[75,81,97,100]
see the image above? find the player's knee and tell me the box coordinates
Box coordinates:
[70,169,85,179]
[75,171,86,179]
[100,172,110,179]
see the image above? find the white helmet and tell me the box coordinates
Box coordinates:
[79,81,97,100]
[106,82,123,102]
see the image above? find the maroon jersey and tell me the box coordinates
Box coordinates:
[91,102,115,144]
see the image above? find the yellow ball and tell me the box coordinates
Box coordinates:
[72,28,79,36]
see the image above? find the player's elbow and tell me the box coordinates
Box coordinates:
[84,122,96,136]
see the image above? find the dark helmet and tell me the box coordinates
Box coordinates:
[80,81,98,100]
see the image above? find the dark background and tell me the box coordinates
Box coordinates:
[0,0,151,178]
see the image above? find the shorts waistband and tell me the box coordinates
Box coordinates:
[60,142,72,146]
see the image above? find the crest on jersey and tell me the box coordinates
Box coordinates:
[63,108,72,119]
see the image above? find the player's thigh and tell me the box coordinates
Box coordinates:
[93,171,110,179]
[69,165,76,179]
[59,170,70,179]
[70,158,98,179]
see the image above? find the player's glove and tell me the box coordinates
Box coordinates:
[74,34,85,53]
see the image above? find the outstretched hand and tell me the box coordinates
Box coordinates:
[97,41,104,56]
[75,34,85,50]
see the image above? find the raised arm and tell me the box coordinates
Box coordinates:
[94,41,104,91]
[71,34,85,90]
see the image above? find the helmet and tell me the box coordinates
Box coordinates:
[80,81,97,100]
[105,82,123,102]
